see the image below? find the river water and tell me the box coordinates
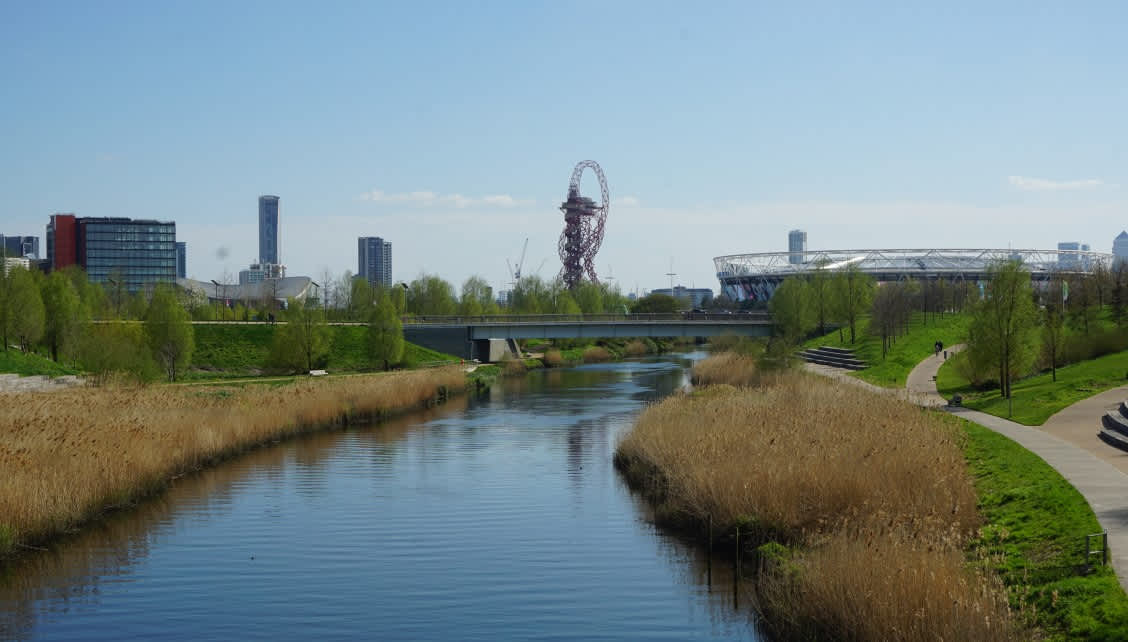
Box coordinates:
[1,355,762,641]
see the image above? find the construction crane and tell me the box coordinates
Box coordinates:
[507,237,529,285]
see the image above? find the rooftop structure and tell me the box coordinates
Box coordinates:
[178,276,318,308]
[715,248,1116,302]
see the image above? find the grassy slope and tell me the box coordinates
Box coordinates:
[0,349,80,377]
[189,324,457,379]
[962,419,1128,639]
[938,348,1128,425]
[802,312,970,387]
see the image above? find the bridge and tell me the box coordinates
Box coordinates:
[401,313,773,361]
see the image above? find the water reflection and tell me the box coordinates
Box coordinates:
[1,354,759,640]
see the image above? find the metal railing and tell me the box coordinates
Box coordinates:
[401,312,771,325]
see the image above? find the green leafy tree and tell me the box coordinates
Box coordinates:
[631,293,680,314]
[390,283,407,315]
[967,260,1038,399]
[1066,275,1098,336]
[144,284,195,382]
[573,280,605,314]
[269,297,331,373]
[1041,281,1065,383]
[831,264,875,344]
[349,277,375,321]
[808,260,832,335]
[460,275,496,316]
[769,276,814,343]
[509,276,550,313]
[77,321,157,383]
[0,261,11,352]
[367,296,404,370]
[40,271,83,362]
[8,267,45,352]
[407,274,458,315]
[1112,261,1128,327]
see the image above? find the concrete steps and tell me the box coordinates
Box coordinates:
[798,346,868,371]
[1099,401,1128,453]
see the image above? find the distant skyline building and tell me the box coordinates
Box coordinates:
[1114,231,1128,263]
[1057,241,1090,269]
[0,235,39,259]
[358,236,393,288]
[652,285,713,308]
[788,229,807,265]
[258,195,279,264]
[239,261,285,285]
[176,241,187,278]
[47,215,177,292]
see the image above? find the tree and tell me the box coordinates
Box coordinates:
[390,283,407,315]
[367,296,404,370]
[509,276,550,313]
[631,293,680,314]
[573,280,605,314]
[831,264,875,344]
[1066,275,1098,336]
[269,297,331,373]
[769,276,813,343]
[460,275,496,316]
[808,261,832,335]
[869,281,913,360]
[0,261,11,352]
[967,260,1037,400]
[349,277,375,321]
[1112,261,1128,327]
[144,284,195,382]
[406,274,457,316]
[8,267,45,352]
[1041,282,1065,383]
[40,271,82,362]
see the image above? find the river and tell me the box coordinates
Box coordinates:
[1,354,762,640]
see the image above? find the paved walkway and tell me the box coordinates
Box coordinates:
[901,349,1128,590]
[905,344,964,406]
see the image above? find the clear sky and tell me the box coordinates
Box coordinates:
[2,1,1125,295]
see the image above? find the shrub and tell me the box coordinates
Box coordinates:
[624,340,649,357]
[542,349,564,367]
[581,346,611,363]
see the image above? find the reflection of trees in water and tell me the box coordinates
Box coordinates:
[0,398,467,639]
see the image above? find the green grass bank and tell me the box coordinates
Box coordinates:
[0,349,80,378]
[961,418,1128,639]
[938,348,1128,425]
[802,311,970,387]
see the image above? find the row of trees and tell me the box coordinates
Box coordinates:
[768,264,878,344]
[0,264,196,381]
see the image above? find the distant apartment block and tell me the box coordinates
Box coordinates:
[47,214,177,292]
[1057,241,1090,269]
[176,242,187,279]
[788,229,807,265]
[651,286,713,308]
[0,235,40,259]
[258,195,279,264]
[1114,231,1128,263]
[358,236,393,289]
[239,261,285,285]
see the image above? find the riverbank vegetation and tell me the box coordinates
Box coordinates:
[616,372,1020,640]
[0,366,468,560]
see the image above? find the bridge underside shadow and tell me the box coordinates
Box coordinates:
[404,321,772,362]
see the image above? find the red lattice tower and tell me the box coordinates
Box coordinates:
[557,160,609,289]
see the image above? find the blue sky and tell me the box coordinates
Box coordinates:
[2,1,1125,294]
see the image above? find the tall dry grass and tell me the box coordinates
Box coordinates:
[623,340,649,357]
[615,373,1020,639]
[581,346,611,363]
[690,352,763,387]
[0,367,466,556]
[542,349,564,367]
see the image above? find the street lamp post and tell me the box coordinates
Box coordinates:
[210,279,221,320]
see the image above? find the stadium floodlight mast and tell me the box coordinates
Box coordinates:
[557,160,609,289]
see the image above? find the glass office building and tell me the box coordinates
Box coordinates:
[78,218,177,292]
[259,195,279,264]
[176,241,187,278]
[358,236,393,288]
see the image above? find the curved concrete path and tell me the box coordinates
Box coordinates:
[905,344,964,406]
[905,349,1128,590]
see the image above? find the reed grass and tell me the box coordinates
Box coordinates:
[690,352,763,387]
[0,367,467,558]
[616,373,1021,639]
[581,346,611,363]
[542,349,564,367]
[623,340,649,357]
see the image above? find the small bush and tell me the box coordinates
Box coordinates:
[624,340,649,357]
[543,349,564,367]
[582,346,611,363]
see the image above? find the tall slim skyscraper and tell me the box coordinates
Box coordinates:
[176,241,187,278]
[788,229,807,265]
[1114,231,1128,263]
[258,195,279,264]
[358,237,393,289]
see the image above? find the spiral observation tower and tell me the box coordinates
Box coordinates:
[714,248,1115,302]
[558,160,609,288]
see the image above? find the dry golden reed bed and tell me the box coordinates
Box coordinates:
[0,368,466,556]
[617,360,1020,640]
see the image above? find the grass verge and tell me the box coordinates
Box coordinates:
[0,367,468,561]
[961,418,1128,639]
[802,312,970,388]
[0,350,80,378]
[937,348,1128,425]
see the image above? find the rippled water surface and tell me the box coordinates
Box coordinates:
[1,355,761,640]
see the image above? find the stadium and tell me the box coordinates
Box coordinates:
[714,248,1115,302]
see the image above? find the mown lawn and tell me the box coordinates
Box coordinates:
[801,312,970,387]
[961,418,1128,639]
[0,349,81,377]
[938,349,1128,425]
[189,324,459,379]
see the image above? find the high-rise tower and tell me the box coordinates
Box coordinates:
[788,229,807,265]
[258,195,279,264]
[358,237,393,288]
